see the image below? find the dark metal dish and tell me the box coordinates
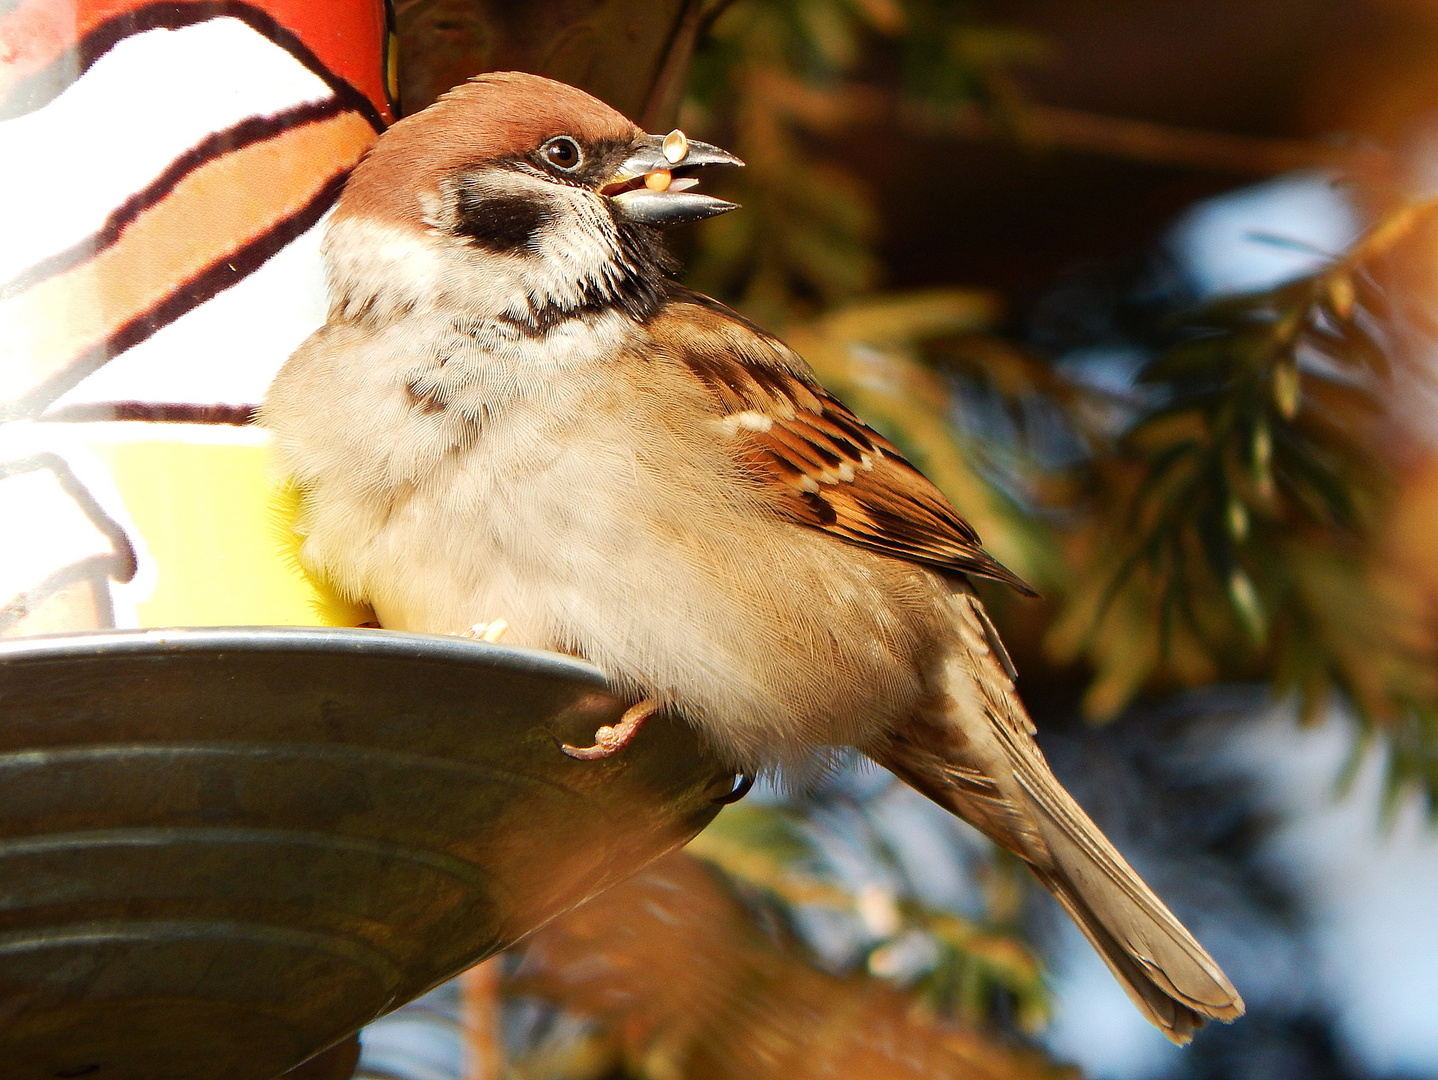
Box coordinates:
[0,627,733,1080]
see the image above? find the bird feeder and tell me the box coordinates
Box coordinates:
[0,628,731,1080]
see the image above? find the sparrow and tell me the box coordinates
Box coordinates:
[261,71,1244,1042]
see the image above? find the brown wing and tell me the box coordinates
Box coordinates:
[651,289,1036,595]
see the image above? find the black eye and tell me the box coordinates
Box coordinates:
[541,136,583,172]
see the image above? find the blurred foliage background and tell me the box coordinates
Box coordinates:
[362,2,1438,1079]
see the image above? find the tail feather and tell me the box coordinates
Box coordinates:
[872,591,1244,1045]
[1032,864,1207,1042]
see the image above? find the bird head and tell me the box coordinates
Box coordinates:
[326,72,743,326]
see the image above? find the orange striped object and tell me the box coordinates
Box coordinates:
[0,1,388,636]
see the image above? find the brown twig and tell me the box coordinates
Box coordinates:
[459,959,504,1080]
[755,72,1388,177]
[640,0,708,132]
[1014,103,1380,176]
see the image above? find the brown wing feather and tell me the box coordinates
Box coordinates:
[651,289,1036,595]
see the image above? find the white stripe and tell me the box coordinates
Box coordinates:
[0,17,334,288]
[0,467,117,610]
[42,213,330,412]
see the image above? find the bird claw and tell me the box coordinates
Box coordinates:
[458,619,509,643]
[716,773,754,804]
[562,699,659,760]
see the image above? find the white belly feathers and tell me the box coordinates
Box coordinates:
[265,308,948,770]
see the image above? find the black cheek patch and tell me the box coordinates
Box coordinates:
[453,191,549,254]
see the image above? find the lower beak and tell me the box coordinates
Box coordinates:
[605,132,743,227]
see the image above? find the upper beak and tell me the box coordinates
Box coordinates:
[605,132,744,227]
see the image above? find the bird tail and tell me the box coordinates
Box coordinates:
[870,592,1244,1045]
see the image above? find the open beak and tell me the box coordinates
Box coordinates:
[604,131,743,227]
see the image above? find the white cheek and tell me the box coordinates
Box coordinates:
[510,195,628,307]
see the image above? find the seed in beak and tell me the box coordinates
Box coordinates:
[645,170,673,191]
[662,129,689,165]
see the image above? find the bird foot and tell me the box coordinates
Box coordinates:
[458,619,509,643]
[562,699,660,760]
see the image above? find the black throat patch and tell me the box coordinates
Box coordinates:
[512,220,675,332]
